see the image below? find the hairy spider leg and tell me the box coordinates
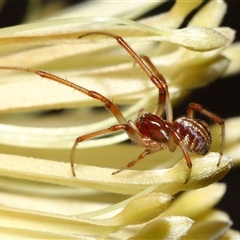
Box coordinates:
[0,66,128,123]
[187,103,225,166]
[71,124,147,176]
[140,55,173,122]
[78,32,169,119]
[112,148,152,175]
[169,129,193,183]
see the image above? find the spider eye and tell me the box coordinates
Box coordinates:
[141,113,148,119]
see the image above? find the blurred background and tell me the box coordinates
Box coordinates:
[0,0,239,230]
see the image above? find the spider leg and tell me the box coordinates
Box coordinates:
[187,103,225,166]
[78,32,173,121]
[71,123,145,176]
[169,130,192,183]
[140,55,173,122]
[0,66,128,125]
[112,148,151,175]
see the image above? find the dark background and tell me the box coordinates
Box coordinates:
[0,0,239,231]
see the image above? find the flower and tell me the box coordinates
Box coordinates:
[0,0,239,239]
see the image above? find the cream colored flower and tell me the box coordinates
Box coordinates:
[0,0,239,239]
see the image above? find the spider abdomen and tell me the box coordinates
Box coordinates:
[173,117,212,155]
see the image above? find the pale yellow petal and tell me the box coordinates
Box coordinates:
[181,221,232,240]
[222,42,240,77]
[0,226,93,240]
[50,0,164,20]
[0,18,229,49]
[188,0,227,27]
[0,191,170,238]
[221,229,240,239]
[197,209,231,223]
[111,192,172,226]
[142,0,204,28]
[161,183,227,219]
[0,152,232,195]
[128,216,194,240]
[0,204,115,236]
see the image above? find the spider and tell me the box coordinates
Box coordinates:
[0,31,225,182]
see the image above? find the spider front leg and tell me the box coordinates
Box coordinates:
[79,32,173,121]
[112,148,151,175]
[187,103,225,166]
[0,66,129,125]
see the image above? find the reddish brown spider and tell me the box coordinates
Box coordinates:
[0,31,225,182]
